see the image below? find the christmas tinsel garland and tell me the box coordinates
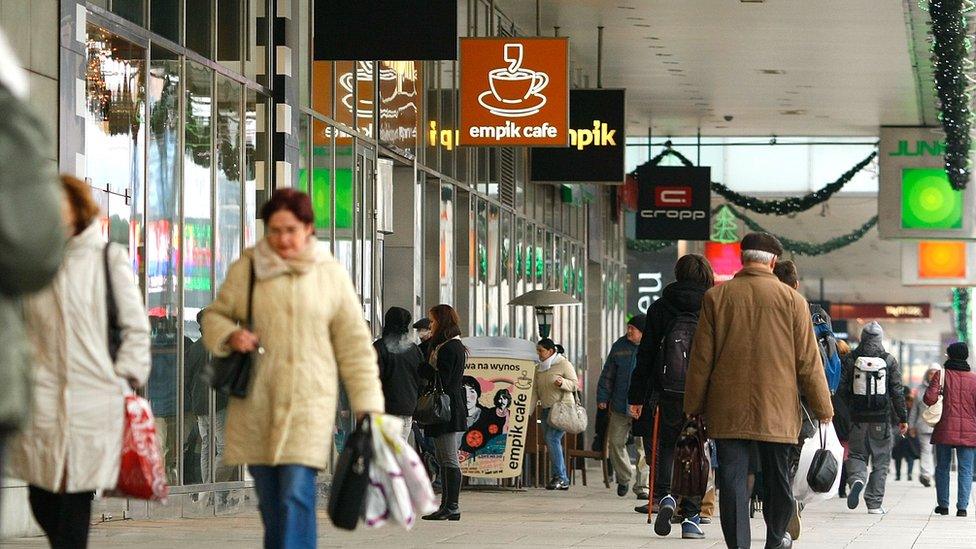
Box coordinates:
[627,205,879,256]
[953,287,971,342]
[641,147,878,215]
[927,0,974,190]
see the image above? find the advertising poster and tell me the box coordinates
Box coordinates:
[458,337,538,479]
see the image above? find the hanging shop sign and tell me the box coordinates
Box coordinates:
[530,89,625,184]
[457,337,538,479]
[830,303,931,320]
[877,126,976,240]
[626,246,677,314]
[459,38,569,147]
[313,0,457,61]
[901,240,976,286]
[635,165,712,240]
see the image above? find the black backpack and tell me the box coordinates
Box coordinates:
[658,302,698,394]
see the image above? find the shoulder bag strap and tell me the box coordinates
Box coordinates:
[245,257,256,327]
[103,244,119,336]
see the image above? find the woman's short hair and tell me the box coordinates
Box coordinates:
[259,188,314,225]
[773,260,799,288]
[60,174,100,235]
[674,254,715,288]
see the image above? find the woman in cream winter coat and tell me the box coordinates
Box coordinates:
[203,189,383,549]
[6,175,150,548]
[534,338,578,490]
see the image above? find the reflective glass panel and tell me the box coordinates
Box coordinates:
[217,0,244,73]
[487,204,499,336]
[186,0,213,59]
[500,211,511,337]
[439,184,455,304]
[151,0,181,42]
[244,89,264,246]
[475,199,487,336]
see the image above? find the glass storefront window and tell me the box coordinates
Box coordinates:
[439,184,455,305]
[501,212,512,337]
[244,89,265,245]
[92,0,145,26]
[487,204,499,336]
[217,0,244,74]
[151,0,181,42]
[186,0,213,59]
[335,129,356,277]
[475,199,488,336]
[297,115,310,193]
[514,218,524,339]
[215,76,242,285]
[245,0,269,82]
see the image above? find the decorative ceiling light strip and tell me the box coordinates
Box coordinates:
[638,146,878,215]
[926,0,976,190]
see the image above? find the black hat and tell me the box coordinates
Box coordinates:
[412,318,431,330]
[947,341,969,361]
[741,232,784,257]
[627,314,646,332]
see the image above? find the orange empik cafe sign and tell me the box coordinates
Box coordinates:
[459,37,569,146]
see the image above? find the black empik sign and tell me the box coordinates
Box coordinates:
[636,165,711,240]
[530,89,625,184]
[313,0,457,61]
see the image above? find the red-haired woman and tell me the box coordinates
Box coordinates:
[420,304,467,521]
[204,188,384,547]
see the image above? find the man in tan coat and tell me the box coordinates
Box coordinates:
[684,233,833,549]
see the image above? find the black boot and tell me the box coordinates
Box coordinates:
[423,467,461,521]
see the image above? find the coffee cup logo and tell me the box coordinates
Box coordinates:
[478,43,549,118]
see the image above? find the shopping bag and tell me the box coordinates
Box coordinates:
[112,394,169,501]
[363,415,437,530]
[792,420,843,504]
[805,422,839,493]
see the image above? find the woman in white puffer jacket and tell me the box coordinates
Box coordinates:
[6,175,150,548]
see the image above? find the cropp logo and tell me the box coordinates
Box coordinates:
[655,186,692,208]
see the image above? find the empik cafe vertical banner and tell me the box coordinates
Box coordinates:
[458,337,538,479]
[458,38,569,147]
[878,126,976,240]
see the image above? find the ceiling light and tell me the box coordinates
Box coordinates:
[634,23,651,27]
[758,69,786,75]
[626,16,645,21]
[645,36,660,40]
[668,68,683,72]
[663,60,680,64]
[780,109,806,115]
[740,0,765,3]
[656,53,673,57]
[617,5,637,9]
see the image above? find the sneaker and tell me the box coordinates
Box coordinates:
[958,509,968,518]
[934,506,949,515]
[867,507,887,515]
[553,479,570,491]
[681,515,705,540]
[920,476,932,488]
[699,516,712,525]
[634,504,649,514]
[617,483,629,497]
[786,501,802,540]
[636,492,649,500]
[654,495,676,536]
[847,480,864,510]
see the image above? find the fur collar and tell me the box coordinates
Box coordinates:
[252,238,325,280]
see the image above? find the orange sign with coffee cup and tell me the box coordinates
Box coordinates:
[459,37,569,146]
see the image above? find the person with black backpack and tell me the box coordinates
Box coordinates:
[629,254,714,540]
[838,321,908,515]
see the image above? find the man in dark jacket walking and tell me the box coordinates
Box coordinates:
[838,321,908,514]
[598,315,647,499]
[629,254,714,540]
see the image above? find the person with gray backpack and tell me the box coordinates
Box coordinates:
[838,321,908,514]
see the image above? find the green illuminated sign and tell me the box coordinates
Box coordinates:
[901,168,963,230]
[889,140,946,157]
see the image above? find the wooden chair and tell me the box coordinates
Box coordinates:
[566,431,610,488]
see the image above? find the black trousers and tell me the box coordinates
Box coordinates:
[716,440,793,549]
[28,485,94,549]
[648,397,702,517]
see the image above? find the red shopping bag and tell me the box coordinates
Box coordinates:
[114,394,169,501]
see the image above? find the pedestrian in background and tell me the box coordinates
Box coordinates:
[6,175,150,548]
[534,338,579,491]
[414,317,433,360]
[204,189,384,548]
[629,253,714,540]
[909,368,939,487]
[924,342,976,517]
[0,27,65,513]
[892,389,918,482]
[684,233,832,549]
[598,315,648,499]
[420,304,468,521]
[375,306,424,441]
[838,321,908,515]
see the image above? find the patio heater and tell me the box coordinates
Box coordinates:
[509,289,581,340]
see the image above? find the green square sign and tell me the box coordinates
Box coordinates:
[901,168,963,230]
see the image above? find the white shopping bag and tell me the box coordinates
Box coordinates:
[792,420,844,504]
[363,415,437,530]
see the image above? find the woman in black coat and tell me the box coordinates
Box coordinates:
[420,304,467,521]
[375,307,424,441]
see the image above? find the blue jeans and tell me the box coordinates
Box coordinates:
[541,408,568,483]
[249,465,317,549]
[934,445,975,511]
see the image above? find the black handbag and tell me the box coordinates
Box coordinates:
[211,259,257,398]
[328,416,373,530]
[414,368,451,426]
[807,421,839,493]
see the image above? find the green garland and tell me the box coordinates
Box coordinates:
[627,205,879,256]
[640,147,878,215]
[953,287,971,342]
[927,0,975,190]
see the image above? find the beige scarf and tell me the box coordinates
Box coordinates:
[252,237,324,280]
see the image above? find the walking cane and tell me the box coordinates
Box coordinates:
[647,405,660,525]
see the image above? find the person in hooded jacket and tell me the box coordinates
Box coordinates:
[924,342,976,517]
[909,368,939,487]
[838,321,908,515]
[375,307,425,441]
[6,175,151,548]
[628,254,714,540]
